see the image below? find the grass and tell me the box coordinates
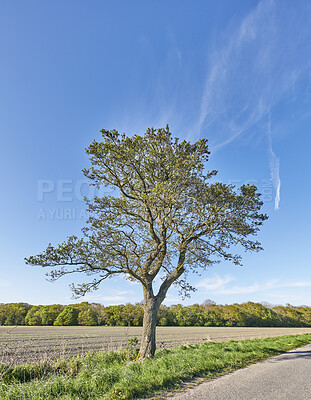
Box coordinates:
[1,333,311,399]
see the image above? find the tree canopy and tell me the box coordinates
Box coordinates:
[26,126,268,358]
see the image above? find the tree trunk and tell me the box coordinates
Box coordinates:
[138,260,186,359]
[139,292,160,359]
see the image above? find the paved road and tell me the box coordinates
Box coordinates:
[167,343,311,400]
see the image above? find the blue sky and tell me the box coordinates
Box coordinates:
[1,0,311,307]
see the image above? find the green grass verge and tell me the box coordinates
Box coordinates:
[1,333,311,400]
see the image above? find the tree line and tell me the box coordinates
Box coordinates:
[1,301,311,327]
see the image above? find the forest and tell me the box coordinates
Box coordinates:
[1,301,311,328]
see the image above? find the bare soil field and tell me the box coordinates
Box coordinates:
[1,325,311,365]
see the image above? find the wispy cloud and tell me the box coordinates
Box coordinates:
[197,274,311,295]
[83,290,136,305]
[267,114,281,209]
[163,293,181,305]
[197,0,311,143]
[193,0,311,209]
[197,274,235,291]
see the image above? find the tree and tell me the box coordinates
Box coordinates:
[54,306,78,326]
[40,305,64,325]
[25,126,267,358]
[238,302,279,326]
[0,303,31,326]
[222,305,246,326]
[78,309,98,326]
[25,306,42,325]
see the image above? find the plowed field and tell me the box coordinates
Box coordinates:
[1,325,311,365]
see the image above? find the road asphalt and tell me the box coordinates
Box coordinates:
[166,343,311,400]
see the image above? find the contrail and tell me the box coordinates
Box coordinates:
[267,115,281,210]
